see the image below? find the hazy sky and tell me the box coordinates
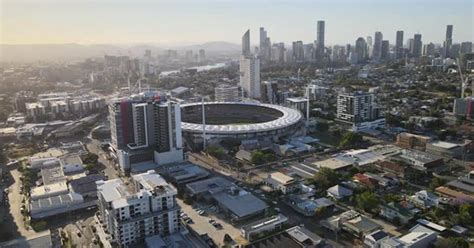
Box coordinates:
[1,0,473,46]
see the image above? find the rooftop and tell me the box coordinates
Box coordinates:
[241,214,288,233]
[429,141,460,150]
[181,102,303,134]
[185,177,234,195]
[268,172,295,185]
[30,181,68,199]
[213,188,268,218]
[398,224,436,245]
[41,166,66,185]
[69,174,105,195]
[132,170,177,195]
[30,192,83,213]
[312,158,352,170]
[60,154,83,166]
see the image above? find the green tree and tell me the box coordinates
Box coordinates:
[355,191,380,213]
[338,132,363,149]
[251,151,266,165]
[459,203,474,225]
[316,122,329,132]
[84,164,95,171]
[82,153,98,165]
[205,146,226,159]
[385,114,402,126]
[313,167,341,190]
[250,151,276,165]
[429,177,446,191]
[31,221,48,231]
[435,237,469,248]
[0,149,7,164]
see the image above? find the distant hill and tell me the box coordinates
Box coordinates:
[0,43,124,62]
[180,41,240,52]
[0,41,240,62]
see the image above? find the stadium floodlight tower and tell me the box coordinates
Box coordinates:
[201,96,207,150]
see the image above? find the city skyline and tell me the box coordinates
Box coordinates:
[1,0,473,45]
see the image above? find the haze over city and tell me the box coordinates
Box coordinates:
[2,0,473,45]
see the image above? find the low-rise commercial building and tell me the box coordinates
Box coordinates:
[186,177,268,222]
[392,149,444,172]
[241,214,288,240]
[425,141,465,159]
[29,192,86,219]
[213,188,268,222]
[30,181,69,200]
[244,225,324,248]
[157,163,210,186]
[265,172,298,194]
[396,132,431,151]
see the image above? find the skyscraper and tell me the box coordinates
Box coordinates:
[242,29,251,56]
[355,38,367,63]
[259,27,272,61]
[109,93,183,171]
[366,36,373,58]
[271,43,285,63]
[292,41,305,62]
[412,34,422,58]
[407,38,414,54]
[461,42,472,54]
[381,40,390,61]
[198,49,206,62]
[259,27,267,49]
[395,31,404,60]
[240,29,261,99]
[316,20,325,59]
[444,25,453,57]
[372,31,383,61]
[239,57,261,99]
[355,37,368,64]
[366,36,373,47]
[423,42,436,56]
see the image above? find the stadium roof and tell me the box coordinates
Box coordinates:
[181,102,302,134]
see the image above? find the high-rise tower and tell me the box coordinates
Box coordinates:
[372,31,383,61]
[395,31,404,60]
[444,25,453,57]
[242,29,251,56]
[316,20,325,59]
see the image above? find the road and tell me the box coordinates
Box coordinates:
[8,169,38,238]
[86,139,119,180]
